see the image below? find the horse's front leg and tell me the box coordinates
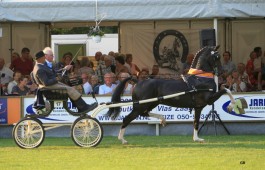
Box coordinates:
[193,107,205,142]
[224,88,236,112]
[118,111,139,144]
[118,128,128,144]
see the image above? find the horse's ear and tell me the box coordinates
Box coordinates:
[214,45,220,51]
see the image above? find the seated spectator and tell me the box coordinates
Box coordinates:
[81,73,93,95]
[11,76,32,96]
[10,47,34,76]
[221,51,236,78]
[7,71,22,94]
[118,72,133,94]
[0,58,14,95]
[231,70,247,92]
[98,73,117,95]
[220,74,233,91]
[90,75,100,95]
[149,65,160,79]
[138,70,149,81]
[237,63,252,91]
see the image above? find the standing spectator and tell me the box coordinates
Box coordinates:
[98,73,117,95]
[115,54,130,75]
[55,52,74,75]
[221,51,236,78]
[6,52,20,68]
[125,53,140,75]
[7,71,22,94]
[10,47,34,76]
[220,74,233,91]
[90,75,100,94]
[0,58,14,95]
[246,51,259,91]
[79,57,95,75]
[149,65,160,79]
[11,76,31,96]
[138,70,149,81]
[81,73,93,95]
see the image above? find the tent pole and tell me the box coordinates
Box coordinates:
[213,18,218,44]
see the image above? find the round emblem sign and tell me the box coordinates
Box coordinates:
[153,30,189,72]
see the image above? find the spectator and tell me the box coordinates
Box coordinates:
[98,73,117,95]
[182,53,194,75]
[0,58,14,95]
[7,71,22,94]
[81,72,93,95]
[6,52,20,68]
[220,74,233,91]
[79,57,95,75]
[90,75,100,95]
[221,51,236,78]
[231,70,247,92]
[138,70,149,81]
[125,53,140,75]
[149,65,160,79]
[246,51,259,90]
[237,63,252,91]
[10,47,34,76]
[118,72,133,94]
[11,76,31,96]
[115,54,130,75]
[56,52,74,75]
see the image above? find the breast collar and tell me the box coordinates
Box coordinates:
[187,68,214,78]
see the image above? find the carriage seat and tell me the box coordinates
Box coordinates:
[40,88,69,101]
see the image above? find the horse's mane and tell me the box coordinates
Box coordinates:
[190,46,213,68]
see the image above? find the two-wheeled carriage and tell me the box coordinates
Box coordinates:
[12,88,103,149]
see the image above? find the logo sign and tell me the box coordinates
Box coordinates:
[0,99,7,124]
[153,30,189,72]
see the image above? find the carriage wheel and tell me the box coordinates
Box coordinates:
[71,116,103,147]
[12,117,45,149]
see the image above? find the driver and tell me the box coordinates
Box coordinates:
[32,51,97,113]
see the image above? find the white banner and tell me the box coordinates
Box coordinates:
[23,93,265,124]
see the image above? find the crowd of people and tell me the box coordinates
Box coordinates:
[0,46,264,96]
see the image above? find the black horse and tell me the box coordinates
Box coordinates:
[107,46,238,144]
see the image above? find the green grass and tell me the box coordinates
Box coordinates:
[1,135,265,170]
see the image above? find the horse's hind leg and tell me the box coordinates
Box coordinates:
[148,112,166,126]
[193,107,205,142]
[118,110,140,144]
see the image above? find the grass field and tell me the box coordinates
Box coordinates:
[1,135,265,170]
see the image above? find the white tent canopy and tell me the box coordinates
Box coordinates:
[0,0,265,22]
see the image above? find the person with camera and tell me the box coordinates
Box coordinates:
[32,51,98,113]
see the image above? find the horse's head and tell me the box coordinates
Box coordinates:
[190,45,222,76]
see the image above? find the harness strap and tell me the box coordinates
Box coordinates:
[188,68,214,78]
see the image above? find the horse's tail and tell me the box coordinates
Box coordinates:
[106,77,134,120]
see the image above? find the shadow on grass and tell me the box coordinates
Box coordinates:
[1,135,265,150]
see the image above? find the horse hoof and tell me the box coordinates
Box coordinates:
[122,140,128,145]
[193,138,205,143]
[161,120,167,127]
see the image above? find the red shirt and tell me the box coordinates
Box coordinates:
[10,57,33,75]
[246,59,256,85]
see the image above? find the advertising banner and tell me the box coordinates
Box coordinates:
[23,93,265,124]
